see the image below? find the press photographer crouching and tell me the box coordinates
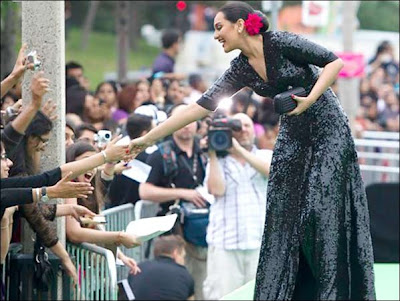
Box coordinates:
[203,113,273,300]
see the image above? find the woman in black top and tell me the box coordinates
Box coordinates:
[1,135,132,283]
[129,2,375,300]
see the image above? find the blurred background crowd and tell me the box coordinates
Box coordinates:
[0,1,398,301]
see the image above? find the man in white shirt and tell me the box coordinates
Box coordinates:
[203,113,273,300]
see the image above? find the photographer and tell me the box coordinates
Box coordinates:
[139,103,207,300]
[203,113,272,300]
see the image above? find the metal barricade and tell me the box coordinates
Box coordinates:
[134,200,160,261]
[66,242,118,301]
[101,204,140,279]
[355,133,400,186]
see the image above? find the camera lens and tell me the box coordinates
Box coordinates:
[105,133,111,139]
[210,131,230,151]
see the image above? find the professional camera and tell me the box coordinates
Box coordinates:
[208,117,242,152]
[27,51,42,71]
[94,130,112,148]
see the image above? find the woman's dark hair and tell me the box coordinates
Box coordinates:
[65,140,96,163]
[25,111,53,138]
[117,83,138,113]
[95,81,119,96]
[10,111,53,177]
[219,1,269,33]
[65,141,103,213]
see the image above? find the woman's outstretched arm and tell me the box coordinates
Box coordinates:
[129,102,210,153]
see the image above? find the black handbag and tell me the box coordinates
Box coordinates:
[33,236,55,292]
[274,87,307,114]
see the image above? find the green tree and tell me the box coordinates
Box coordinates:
[357,1,399,32]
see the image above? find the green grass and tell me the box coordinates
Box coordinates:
[65,27,159,89]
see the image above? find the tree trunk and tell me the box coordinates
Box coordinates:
[81,1,100,50]
[116,1,130,83]
[1,5,18,80]
[129,1,139,51]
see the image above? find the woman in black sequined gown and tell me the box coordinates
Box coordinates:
[129,2,376,300]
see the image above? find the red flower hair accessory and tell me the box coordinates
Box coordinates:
[244,13,263,36]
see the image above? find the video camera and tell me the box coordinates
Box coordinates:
[208,117,242,154]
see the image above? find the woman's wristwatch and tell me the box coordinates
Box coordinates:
[41,187,50,202]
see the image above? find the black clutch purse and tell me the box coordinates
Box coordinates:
[274,87,307,114]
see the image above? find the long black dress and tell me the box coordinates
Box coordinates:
[197,31,375,300]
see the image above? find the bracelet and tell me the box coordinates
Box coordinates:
[101,150,108,163]
[34,188,40,202]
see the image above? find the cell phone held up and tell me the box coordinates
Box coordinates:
[273,87,307,114]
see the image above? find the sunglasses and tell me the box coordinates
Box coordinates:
[35,135,49,145]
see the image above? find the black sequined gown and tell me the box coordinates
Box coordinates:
[197,31,375,300]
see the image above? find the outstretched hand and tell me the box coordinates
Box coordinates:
[47,171,94,199]
[287,95,316,116]
[129,136,151,157]
[104,135,131,162]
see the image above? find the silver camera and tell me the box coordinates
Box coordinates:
[94,130,112,148]
[27,50,42,71]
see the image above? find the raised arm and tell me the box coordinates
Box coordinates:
[1,44,34,98]
[11,72,50,134]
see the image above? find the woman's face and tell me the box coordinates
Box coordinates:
[27,131,51,152]
[0,145,13,178]
[84,95,103,122]
[136,82,150,104]
[213,12,241,53]
[75,151,97,183]
[97,83,117,108]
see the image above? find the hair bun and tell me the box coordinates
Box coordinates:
[254,10,269,32]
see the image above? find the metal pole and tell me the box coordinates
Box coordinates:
[270,1,278,31]
[337,1,360,134]
[22,1,65,298]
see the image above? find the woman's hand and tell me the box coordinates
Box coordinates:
[11,44,35,80]
[119,253,141,275]
[47,171,94,199]
[30,71,50,104]
[113,161,131,175]
[104,135,131,162]
[61,256,78,286]
[69,204,96,220]
[118,232,142,248]
[129,136,152,157]
[41,99,58,121]
[287,95,316,116]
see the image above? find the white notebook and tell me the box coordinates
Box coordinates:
[125,214,178,243]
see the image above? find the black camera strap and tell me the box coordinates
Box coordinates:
[177,153,200,187]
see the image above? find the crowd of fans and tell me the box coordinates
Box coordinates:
[0,27,398,300]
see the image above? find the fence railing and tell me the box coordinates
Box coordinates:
[134,200,160,261]
[101,203,141,279]
[66,242,118,301]
[355,132,399,186]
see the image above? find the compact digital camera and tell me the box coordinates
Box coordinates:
[27,50,42,71]
[208,117,242,154]
[94,130,112,148]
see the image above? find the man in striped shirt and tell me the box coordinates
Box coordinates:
[203,113,273,300]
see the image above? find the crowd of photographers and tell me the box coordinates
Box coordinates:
[0,28,398,300]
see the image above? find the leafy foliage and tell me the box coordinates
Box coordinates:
[357,1,399,32]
